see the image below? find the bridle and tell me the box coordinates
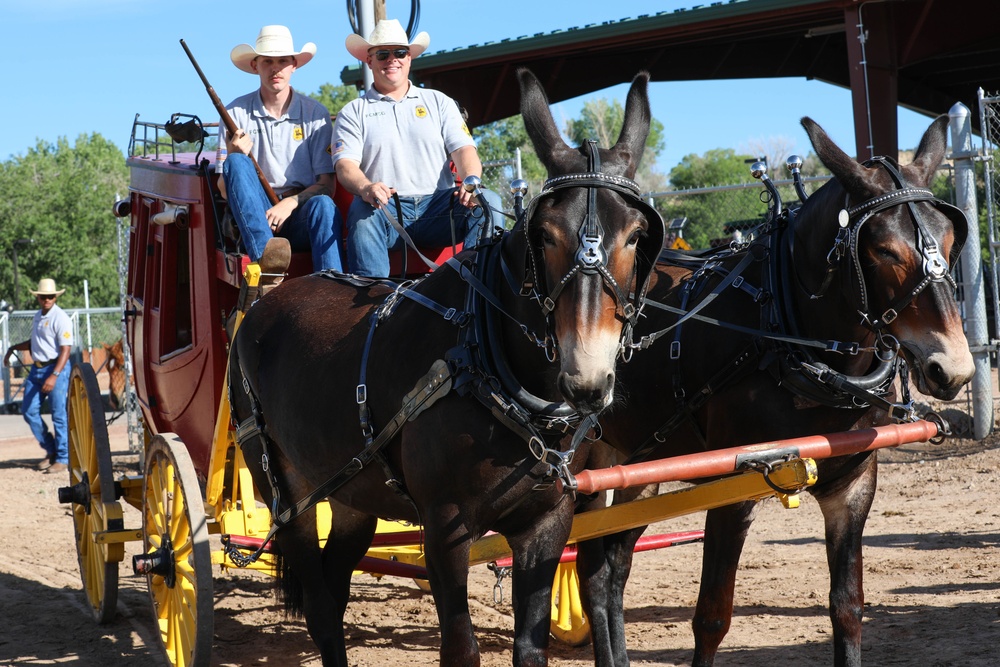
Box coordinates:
[519,139,664,359]
[803,156,968,334]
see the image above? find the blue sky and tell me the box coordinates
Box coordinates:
[3,0,940,174]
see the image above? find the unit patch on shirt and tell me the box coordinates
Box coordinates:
[293,126,305,141]
[415,106,428,119]
[333,140,345,155]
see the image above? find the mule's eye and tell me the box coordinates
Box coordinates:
[626,229,642,247]
[875,246,901,263]
[540,229,556,247]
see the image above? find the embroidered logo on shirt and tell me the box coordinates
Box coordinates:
[415,106,428,118]
[462,122,472,138]
[62,331,71,339]
[333,140,345,155]
[293,126,304,141]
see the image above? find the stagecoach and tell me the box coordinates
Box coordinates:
[56,84,966,666]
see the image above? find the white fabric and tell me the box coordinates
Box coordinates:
[332,85,473,196]
[31,304,73,363]
[216,89,333,193]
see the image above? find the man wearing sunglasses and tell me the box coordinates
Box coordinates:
[3,279,73,474]
[335,19,493,277]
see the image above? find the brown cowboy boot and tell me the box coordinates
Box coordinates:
[237,237,291,314]
[258,237,291,296]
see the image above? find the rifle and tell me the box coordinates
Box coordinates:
[180,39,279,205]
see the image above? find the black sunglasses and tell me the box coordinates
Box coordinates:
[373,48,410,62]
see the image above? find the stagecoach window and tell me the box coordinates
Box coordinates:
[149,202,193,357]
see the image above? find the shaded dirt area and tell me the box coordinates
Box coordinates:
[1,393,1000,666]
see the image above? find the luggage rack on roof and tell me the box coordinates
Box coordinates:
[128,113,218,166]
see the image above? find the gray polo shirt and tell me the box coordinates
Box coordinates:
[333,84,474,196]
[31,304,73,363]
[217,89,333,195]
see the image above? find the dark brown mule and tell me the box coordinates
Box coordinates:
[227,69,662,667]
[576,115,974,667]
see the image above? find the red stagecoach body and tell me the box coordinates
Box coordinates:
[121,118,458,475]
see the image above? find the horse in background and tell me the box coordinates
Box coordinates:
[577,114,973,667]
[103,339,126,411]
[228,68,663,667]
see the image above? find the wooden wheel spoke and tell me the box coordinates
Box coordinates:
[66,364,119,625]
[142,434,213,667]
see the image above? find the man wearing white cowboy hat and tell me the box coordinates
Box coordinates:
[3,279,74,474]
[217,25,344,272]
[334,19,498,277]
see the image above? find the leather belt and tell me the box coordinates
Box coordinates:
[34,359,55,368]
[277,187,304,201]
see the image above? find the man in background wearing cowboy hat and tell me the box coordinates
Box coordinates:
[217,25,344,272]
[334,19,495,277]
[3,279,73,474]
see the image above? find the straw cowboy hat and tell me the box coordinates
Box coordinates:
[231,25,316,74]
[29,278,65,297]
[346,19,430,61]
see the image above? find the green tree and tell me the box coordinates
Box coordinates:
[310,83,360,116]
[661,148,761,249]
[0,134,128,309]
[474,115,547,197]
[564,97,666,191]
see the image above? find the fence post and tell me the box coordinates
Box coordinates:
[1,312,9,408]
[949,102,993,439]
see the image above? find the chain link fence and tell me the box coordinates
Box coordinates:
[1,307,123,412]
[979,90,1000,349]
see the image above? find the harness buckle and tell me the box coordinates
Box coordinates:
[669,341,681,360]
[922,245,949,280]
[827,340,860,355]
[356,384,368,404]
[732,276,744,289]
[881,308,898,324]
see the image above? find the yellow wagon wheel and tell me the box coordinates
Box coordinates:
[63,363,122,624]
[135,433,213,667]
[550,561,590,646]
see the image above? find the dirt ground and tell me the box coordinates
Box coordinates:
[2,387,1000,667]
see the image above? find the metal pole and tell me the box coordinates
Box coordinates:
[572,420,940,495]
[12,238,33,310]
[950,102,993,439]
[359,0,375,91]
[84,279,93,357]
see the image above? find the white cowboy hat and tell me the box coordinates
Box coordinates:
[29,278,65,297]
[231,25,316,74]
[345,19,430,61]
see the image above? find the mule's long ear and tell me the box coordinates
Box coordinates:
[611,70,652,179]
[802,116,873,197]
[518,67,577,173]
[907,115,948,186]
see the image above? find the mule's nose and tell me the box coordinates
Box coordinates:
[557,370,615,414]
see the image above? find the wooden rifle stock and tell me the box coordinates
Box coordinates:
[179,39,279,205]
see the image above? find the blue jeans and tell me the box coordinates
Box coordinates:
[223,154,344,271]
[345,188,493,277]
[22,363,71,464]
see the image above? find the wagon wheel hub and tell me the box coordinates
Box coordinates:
[132,537,177,587]
[57,471,91,512]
